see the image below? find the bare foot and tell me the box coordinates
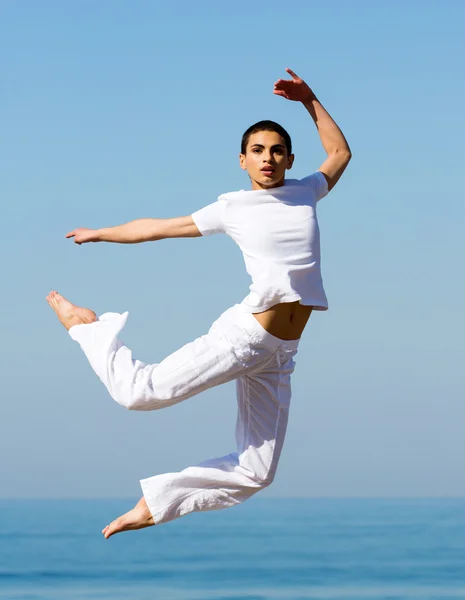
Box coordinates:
[102,496,155,539]
[46,290,97,331]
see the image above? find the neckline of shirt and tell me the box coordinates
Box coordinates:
[239,179,299,194]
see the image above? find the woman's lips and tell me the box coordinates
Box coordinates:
[261,168,275,177]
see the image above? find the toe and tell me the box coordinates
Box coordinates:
[104,518,124,539]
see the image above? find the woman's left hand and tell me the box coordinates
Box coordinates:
[273,68,314,102]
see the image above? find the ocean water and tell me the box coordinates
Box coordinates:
[1,498,465,600]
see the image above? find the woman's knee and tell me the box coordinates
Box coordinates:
[115,381,184,411]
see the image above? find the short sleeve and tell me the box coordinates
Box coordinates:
[299,171,329,202]
[191,198,226,236]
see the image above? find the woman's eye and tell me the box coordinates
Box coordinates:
[252,148,261,153]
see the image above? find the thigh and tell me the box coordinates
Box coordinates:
[150,330,240,402]
[149,313,272,405]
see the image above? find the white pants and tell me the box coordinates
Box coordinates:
[69,304,299,525]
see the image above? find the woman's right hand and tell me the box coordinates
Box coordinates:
[66,228,100,244]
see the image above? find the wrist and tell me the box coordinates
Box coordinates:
[96,228,109,242]
[301,90,317,106]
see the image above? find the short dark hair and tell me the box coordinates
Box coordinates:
[241,120,292,155]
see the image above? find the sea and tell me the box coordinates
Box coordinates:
[1,498,465,600]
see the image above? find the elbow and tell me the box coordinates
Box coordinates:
[344,144,352,161]
[332,147,352,161]
[337,149,352,169]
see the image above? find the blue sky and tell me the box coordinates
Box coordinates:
[1,0,464,498]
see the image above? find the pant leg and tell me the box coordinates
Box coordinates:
[68,307,253,411]
[235,346,296,485]
[140,348,297,525]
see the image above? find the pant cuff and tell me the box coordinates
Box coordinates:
[68,311,129,341]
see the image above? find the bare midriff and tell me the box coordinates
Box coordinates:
[252,300,313,341]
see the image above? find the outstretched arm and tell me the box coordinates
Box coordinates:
[274,68,352,192]
[66,216,201,245]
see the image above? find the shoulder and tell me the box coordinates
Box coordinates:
[292,172,329,201]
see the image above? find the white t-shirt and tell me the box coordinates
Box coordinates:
[191,171,329,313]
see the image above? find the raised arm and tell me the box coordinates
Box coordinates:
[274,68,352,192]
[66,216,201,245]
